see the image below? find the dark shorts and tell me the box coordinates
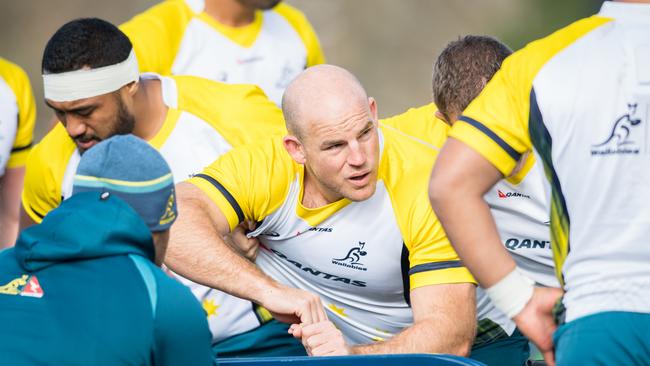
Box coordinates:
[470,328,530,366]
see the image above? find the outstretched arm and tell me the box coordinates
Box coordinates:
[166,182,328,325]
[295,283,476,356]
[353,283,476,355]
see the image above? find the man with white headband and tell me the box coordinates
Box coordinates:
[20,17,319,359]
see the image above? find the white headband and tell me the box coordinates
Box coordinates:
[43,49,139,102]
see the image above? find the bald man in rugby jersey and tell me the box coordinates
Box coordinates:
[166,64,477,356]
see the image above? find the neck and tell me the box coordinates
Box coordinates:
[301,168,342,208]
[204,0,256,27]
[132,78,168,141]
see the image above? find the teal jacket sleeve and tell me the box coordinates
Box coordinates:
[152,268,214,366]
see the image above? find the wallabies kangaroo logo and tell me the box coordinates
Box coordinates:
[334,242,367,265]
[593,103,642,147]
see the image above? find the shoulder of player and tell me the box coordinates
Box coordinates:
[28,124,76,172]
[0,58,30,97]
[119,0,195,54]
[501,15,611,81]
[169,75,285,141]
[379,123,440,169]
[380,103,448,148]
[378,124,438,201]
[172,74,269,107]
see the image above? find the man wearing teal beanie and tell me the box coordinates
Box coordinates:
[0,134,212,365]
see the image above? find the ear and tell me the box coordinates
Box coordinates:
[283,135,306,164]
[368,97,378,122]
[125,80,139,97]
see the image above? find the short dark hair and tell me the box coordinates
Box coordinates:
[42,18,133,74]
[432,35,512,122]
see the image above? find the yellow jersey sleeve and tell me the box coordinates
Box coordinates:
[380,103,449,150]
[21,124,76,223]
[379,126,476,289]
[120,0,194,75]
[0,58,36,168]
[173,75,287,147]
[188,138,294,230]
[449,15,611,176]
[274,3,325,66]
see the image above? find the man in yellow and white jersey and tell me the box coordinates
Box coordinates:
[19,18,311,358]
[166,64,478,356]
[0,58,35,248]
[382,36,558,366]
[430,1,650,365]
[120,0,325,105]
[0,58,36,249]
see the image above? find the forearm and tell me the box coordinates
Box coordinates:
[352,283,476,356]
[0,167,25,247]
[351,318,473,356]
[0,209,19,248]
[429,138,516,287]
[165,184,280,304]
[433,194,515,287]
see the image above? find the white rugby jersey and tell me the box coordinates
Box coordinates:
[450,1,650,322]
[0,77,18,175]
[189,126,476,345]
[486,158,557,287]
[22,73,286,342]
[121,0,325,105]
[0,58,35,175]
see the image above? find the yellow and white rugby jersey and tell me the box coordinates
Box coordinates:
[450,2,650,322]
[0,58,35,175]
[383,103,557,334]
[189,124,476,344]
[21,73,285,343]
[120,0,325,105]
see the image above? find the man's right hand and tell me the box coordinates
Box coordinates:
[289,321,350,356]
[259,284,328,325]
[223,220,259,261]
[513,287,564,366]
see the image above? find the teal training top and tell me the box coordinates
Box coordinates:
[0,192,213,366]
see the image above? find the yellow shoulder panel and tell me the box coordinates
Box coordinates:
[0,58,36,168]
[21,124,76,223]
[173,75,287,147]
[273,3,325,66]
[380,103,449,150]
[379,126,476,289]
[451,15,612,175]
[120,0,195,75]
[188,137,295,230]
